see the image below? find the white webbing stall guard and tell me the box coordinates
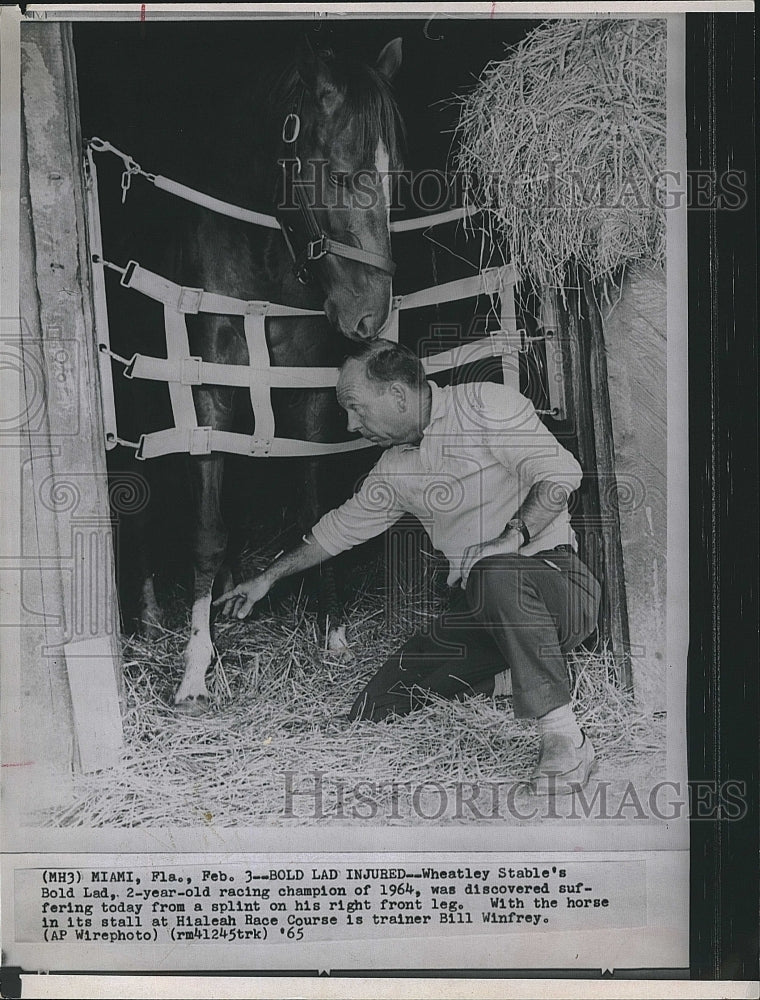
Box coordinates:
[84,140,523,461]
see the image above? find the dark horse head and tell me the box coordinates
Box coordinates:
[274,38,404,341]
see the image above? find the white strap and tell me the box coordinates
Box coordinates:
[125,339,511,387]
[153,175,282,229]
[498,268,520,392]
[243,310,275,444]
[396,266,513,312]
[154,174,477,235]
[164,307,198,430]
[390,205,479,233]
[121,260,322,318]
[91,140,478,235]
[126,336,511,387]
[136,427,375,461]
[117,258,516,319]
[421,332,514,374]
[126,354,341,389]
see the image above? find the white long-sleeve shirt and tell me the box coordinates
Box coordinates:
[312,380,583,586]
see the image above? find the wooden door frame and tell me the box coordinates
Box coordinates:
[19,20,124,796]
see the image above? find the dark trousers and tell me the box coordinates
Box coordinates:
[349,547,601,722]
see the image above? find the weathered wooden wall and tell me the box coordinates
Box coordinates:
[602,264,667,709]
[18,21,123,808]
[553,264,667,707]
[558,274,632,689]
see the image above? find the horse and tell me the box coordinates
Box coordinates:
[110,36,405,713]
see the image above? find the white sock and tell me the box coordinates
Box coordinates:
[537,703,584,749]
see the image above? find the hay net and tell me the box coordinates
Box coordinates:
[452,18,667,291]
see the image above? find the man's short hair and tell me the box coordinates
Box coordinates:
[346,339,426,390]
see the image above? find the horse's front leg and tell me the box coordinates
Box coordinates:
[174,451,227,713]
[301,455,354,660]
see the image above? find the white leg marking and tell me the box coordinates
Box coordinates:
[326,623,355,661]
[175,593,214,705]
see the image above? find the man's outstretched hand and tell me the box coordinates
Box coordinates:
[213,575,272,619]
[213,534,332,620]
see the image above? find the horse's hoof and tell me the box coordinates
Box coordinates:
[172,693,211,717]
[325,625,355,661]
[327,647,356,664]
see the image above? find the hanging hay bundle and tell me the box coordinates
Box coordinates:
[453,18,667,289]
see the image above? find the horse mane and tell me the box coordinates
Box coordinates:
[268,48,405,173]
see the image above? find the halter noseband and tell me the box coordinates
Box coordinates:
[278,110,396,285]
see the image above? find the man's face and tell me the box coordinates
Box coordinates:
[336,360,415,448]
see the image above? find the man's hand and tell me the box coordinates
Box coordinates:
[213,533,333,620]
[460,531,522,586]
[213,574,273,619]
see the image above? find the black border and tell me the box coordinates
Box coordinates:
[686,10,759,982]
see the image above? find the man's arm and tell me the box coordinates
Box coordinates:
[213,531,331,619]
[460,481,571,584]
[499,480,570,545]
[215,452,405,618]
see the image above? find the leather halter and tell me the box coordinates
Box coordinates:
[277,109,396,285]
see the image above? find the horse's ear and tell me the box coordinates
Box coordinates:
[375,37,403,82]
[296,36,338,106]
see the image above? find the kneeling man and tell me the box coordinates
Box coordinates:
[216,340,601,795]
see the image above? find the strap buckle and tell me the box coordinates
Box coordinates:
[306,235,328,261]
[177,285,204,314]
[244,300,270,317]
[189,426,213,455]
[120,259,139,289]
[489,329,512,356]
[180,356,203,385]
[248,437,272,457]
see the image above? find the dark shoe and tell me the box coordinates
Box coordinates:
[530,732,596,796]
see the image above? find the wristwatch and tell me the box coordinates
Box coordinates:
[505,517,530,548]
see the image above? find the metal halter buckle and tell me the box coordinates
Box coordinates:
[294,263,312,286]
[281,113,301,145]
[306,235,327,261]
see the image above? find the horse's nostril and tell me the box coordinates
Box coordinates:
[355,314,378,340]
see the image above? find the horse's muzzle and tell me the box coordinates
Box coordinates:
[353,313,382,341]
[324,299,388,341]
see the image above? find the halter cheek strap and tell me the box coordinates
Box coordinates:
[278,110,396,284]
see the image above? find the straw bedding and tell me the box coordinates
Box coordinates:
[36,547,665,828]
[452,18,667,289]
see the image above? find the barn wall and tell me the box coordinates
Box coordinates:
[19,21,123,803]
[601,264,667,710]
[558,277,632,687]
